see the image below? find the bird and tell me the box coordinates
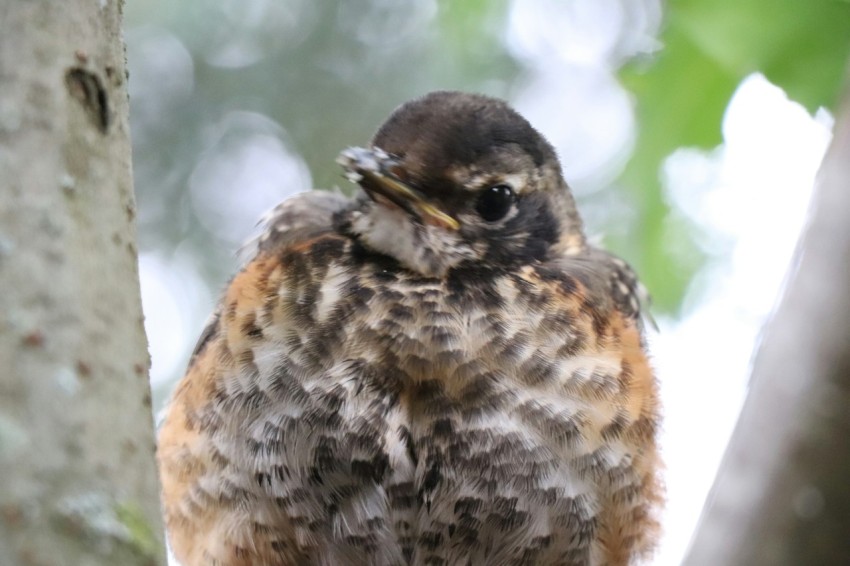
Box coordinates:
[157,91,662,566]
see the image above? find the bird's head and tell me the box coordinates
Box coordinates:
[338,91,585,277]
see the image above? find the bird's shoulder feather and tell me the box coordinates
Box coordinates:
[188,190,353,363]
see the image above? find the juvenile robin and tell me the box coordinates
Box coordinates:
[157,91,662,566]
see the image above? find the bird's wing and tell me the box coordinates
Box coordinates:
[542,247,662,562]
[553,245,655,333]
[159,190,368,566]
[240,189,353,261]
[187,190,353,365]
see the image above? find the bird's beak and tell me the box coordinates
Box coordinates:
[337,146,460,231]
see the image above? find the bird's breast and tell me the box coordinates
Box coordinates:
[243,253,654,563]
[167,241,659,565]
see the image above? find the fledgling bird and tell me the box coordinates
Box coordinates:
[157,91,662,566]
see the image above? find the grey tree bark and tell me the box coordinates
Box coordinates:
[684,70,850,565]
[0,2,165,565]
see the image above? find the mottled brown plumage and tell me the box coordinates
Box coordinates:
[158,91,662,566]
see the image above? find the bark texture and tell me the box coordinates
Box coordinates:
[0,2,165,565]
[684,70,850,565]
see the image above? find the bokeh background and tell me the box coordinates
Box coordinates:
[125,1,850,563]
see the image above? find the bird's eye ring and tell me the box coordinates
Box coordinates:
[475,184,517,222]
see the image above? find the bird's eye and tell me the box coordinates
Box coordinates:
[475,184,517,222]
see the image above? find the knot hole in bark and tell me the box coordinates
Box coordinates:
[65,67,110,133]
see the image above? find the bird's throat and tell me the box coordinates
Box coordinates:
[346,205,475,278]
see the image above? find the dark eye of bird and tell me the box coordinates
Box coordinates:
[475,184,516,222]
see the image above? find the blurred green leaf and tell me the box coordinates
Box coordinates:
[619,26,738,310]
[432,0,518,88]
[674,0,850,111]
[619,0,850,311]
[436,0,508,44]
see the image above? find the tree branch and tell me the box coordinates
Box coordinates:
[684,66,850,565]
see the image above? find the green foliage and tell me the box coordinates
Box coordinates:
[619,0,850,311]
[673,0,850,111]
[434,0,518,87]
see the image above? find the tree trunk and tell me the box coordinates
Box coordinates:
[0,2,165,565]
[684,69,850,565]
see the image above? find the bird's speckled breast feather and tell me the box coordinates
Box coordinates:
[158,193,661,566]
